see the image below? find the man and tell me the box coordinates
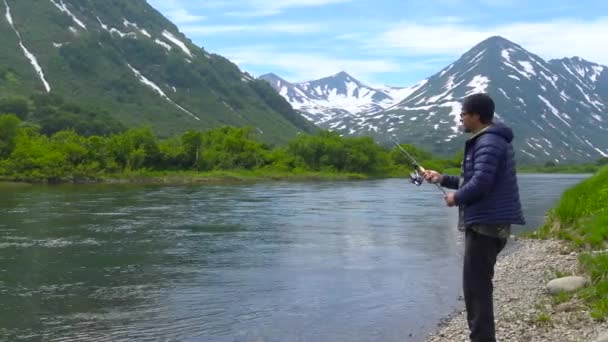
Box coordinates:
[423,93,525,342]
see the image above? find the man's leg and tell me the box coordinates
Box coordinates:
[463,229,507,342]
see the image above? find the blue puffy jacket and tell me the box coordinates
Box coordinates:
[440,122,525,226]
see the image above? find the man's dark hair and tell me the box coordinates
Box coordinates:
[462,93,494,124]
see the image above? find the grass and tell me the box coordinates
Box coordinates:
[1,168,373,185]
[531,166,608,248]
[578,253,608,320]
[101,169,369,185]
[551,291,573,305]
[535,312,553,326]
[442,164,599,177]
[528,165,608,320]
[518,164,601,174]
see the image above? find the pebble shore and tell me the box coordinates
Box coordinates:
[426,238,608,342]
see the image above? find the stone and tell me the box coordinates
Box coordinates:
[546,276,588,294]
[554,302,579,312]
[595,332,608,342]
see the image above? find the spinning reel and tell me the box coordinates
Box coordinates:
[409,167,424,186]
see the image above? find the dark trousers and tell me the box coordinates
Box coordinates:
[463,229,507,342]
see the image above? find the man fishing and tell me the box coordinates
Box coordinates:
[423,93,525,342]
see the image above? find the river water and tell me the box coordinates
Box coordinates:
[0,174,588,341]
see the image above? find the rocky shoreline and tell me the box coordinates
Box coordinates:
[426,238,608,342]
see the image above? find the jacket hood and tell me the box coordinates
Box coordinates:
[484,122,514,143]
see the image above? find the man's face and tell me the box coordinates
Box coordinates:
[460,110,477,133]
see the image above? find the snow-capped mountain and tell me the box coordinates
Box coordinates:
[259,71,425,124]
[549,57,608,104]
[267,36,608,163]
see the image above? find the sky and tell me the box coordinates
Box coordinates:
[147,0,608,87]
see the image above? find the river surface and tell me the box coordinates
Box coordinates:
[0,174,589,341]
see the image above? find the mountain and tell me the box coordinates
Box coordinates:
[267,36,608,163]
[0,0,315,142]
[259,71,426,126]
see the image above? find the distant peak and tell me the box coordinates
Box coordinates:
[259,72,280,79]
[473,35,521,50]
[325,71,366,86]
[482,35,513,44]
[460,35,526,61]
[259,72,291,83]
[332,71,352,79]
[563,56,597,65]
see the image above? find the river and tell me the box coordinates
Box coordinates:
[0,174,588,341]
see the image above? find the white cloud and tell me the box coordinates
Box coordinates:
[220,0,354,17]
[495,18,608,64]
[181,22,324,35]
[373,17,608,65]
[478,0,514,6]
[251,0,353,12]
[222,46,401,83]
[375,22,489,55]
[150,0,353,18]
[166,9,206,24]
[226,9,282,17]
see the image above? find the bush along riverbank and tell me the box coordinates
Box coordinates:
[0,113,466,184]
[1,113,605,185]
[427,166,608,342]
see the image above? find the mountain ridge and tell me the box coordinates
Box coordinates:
[259,70,425,124]
[262,36,608,163]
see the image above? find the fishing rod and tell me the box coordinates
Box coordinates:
[390,136,446,195]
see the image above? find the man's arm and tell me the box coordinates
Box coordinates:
[423,170,459,189]
[454,138,504,206]
[440,175,460,190]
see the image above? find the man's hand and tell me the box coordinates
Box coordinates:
[444,192,457,207]
[423,170,443,184]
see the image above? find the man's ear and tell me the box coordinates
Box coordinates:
[472,113,481,123]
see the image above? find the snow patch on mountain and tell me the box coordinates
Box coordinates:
[97,17,136,38]
[49,0,86,30]
[517,61,536,78]
[96,17,108,30]
[162,31,192,57]
[128,64,199,120]
[155,39,172,51]
[538,95,571,128]
[123,18,151,37]
[466,75,489,95]
[5,0,51,92]
[590,65,605,82]
[501,49,514,64]
[379,79,428,103]
[584,139,608,157]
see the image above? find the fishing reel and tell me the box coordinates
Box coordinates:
[409,166,424,186]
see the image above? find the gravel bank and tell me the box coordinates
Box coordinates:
[426,238,608,342]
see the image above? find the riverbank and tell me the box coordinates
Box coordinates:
[426,238,608,342]
[0,170,371,185]
[0,169,597,186]
[100,170,371,184]
[427,166,608,342]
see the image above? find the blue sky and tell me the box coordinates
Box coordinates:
[147,0,608,87]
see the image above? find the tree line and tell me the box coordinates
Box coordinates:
[0,111,463,183]
[7,93,602,183]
